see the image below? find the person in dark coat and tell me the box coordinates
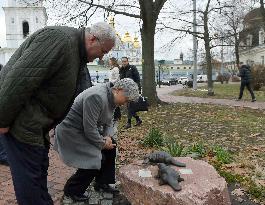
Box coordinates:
[0,64,8,166]
[237,64,256,102]
[54,79,139,202]
[119,57,142,129]
[0,22,116,205]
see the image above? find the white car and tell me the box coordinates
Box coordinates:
[178,77,189,85]
[197,75,207,83]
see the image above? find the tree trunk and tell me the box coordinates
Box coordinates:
[205,39,214,96]
[234,32,240,69]
[260,0,265,29]
[141,26,157,104]
[204,0,214,96]
[140,1,158,105]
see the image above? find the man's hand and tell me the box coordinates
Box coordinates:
[0,128,9,134]
[103,136,116,150]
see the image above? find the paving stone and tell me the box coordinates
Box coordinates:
[89,190,102,204]
[101,199,113,205]
[103,192,113,199]
[157,85,265,110]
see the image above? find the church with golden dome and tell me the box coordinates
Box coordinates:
[107,16,142,64]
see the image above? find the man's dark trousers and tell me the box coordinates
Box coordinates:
[2,133,53,205]
[0,135,8,162]
[239,81,255,100]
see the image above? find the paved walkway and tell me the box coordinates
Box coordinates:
[1,85,264,205]
[157,85,265,110]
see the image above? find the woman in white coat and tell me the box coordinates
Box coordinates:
[109,57,120,84]
[109,57,121,139]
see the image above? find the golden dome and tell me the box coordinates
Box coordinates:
[122,31,133,43]
[133,36,140,48]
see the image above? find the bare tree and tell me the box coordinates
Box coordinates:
[160,0,232,96]
[45,0,167,105]
[260,0,265,27]
[215,0,256,69]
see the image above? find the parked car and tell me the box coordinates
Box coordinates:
[169,78,178,85]
[159,78,178,86]
[160,79,170,86]
[178,77,189,85]
[197,75,207,83]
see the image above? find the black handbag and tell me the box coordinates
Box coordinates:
[129,96,149,112]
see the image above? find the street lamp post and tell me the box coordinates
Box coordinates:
[158,60,165,88]
[221,36,224,75]
[193,0,198,90]
[158,64,161,88]
[156,71,159,86]
[96,70,99,83]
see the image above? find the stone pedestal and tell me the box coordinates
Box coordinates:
[118,157,231,205]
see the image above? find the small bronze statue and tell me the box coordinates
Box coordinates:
[156,163,184,191]
[143,151,186,167]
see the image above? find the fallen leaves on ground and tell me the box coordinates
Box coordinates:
[116,103,265,197]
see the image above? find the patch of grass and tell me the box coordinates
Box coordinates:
[141,128,164,148]
[219,170,245,183]
[213,145,233,164]
[162,142,184,157]
[172,83,265,102]
[183,142,207,158]
[247,183,265,200]
[211,160,244,183]
[211,161,265,201]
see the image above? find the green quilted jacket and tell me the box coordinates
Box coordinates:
[0,26,88,146]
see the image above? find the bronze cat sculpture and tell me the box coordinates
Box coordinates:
[156,163,184,191]
[143,151,186,167]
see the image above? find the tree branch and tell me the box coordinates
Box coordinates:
[78,0,141,18]
[171,17,204,27]
[160,22,204,39]
[115,4,140,9]
[153,0,167,21]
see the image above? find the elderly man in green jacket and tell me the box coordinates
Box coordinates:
[0,22,116,205]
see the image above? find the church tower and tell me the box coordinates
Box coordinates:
[3,0,47,48]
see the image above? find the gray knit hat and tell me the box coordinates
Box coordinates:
[113,78,139,102]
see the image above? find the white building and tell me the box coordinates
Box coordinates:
[0,0,47,66]
[107,16,142,65]
[239,8,265,66]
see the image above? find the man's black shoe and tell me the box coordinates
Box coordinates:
[124,123,131,129]
[0,160,9,166]
[94,183,119,193]
[64,194,90,202]
[135,120,142,126]
[252,98,256,102]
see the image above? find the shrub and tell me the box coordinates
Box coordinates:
[141,128,164,148]
[183,142,207,158]
[251,65,265,91]
[231,75,241,82]
[162,142,184,157]
[216,72,231,84]
[213,145,233,164]
[216,74,224,84]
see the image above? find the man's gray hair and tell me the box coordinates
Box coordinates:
[113,78,139,102]
[87,22,116,45]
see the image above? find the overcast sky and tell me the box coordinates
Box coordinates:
[0,0,202,61]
